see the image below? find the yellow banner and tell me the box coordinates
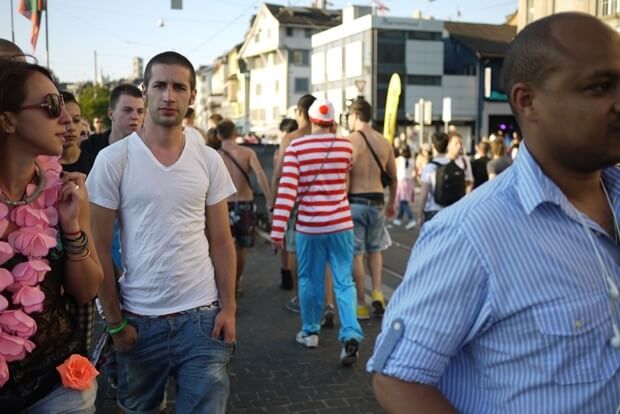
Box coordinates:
[382,73,401,144]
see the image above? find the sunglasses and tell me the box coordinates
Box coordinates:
[18,93,65,119]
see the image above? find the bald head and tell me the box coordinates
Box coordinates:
[503,13,617,111]
[0,39,25,62]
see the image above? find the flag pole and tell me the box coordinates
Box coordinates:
[45,0,49,68]
[10,0,15,42]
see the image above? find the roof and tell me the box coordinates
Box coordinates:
[444,21,516,58]
[264,3,341,28]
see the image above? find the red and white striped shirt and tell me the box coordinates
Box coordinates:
[270,133,353,242]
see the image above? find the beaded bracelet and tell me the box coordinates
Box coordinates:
[107,319,128,335]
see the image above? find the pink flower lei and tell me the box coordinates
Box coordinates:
[0,155,62,388]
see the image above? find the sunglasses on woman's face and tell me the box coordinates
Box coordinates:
[18,93,65,119]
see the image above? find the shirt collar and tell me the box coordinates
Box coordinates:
[515,143,620,218]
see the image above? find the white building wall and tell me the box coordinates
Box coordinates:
[242,10,280,57]
[250,63,287,129]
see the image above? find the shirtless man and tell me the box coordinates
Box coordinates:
[217,119,272,297]
[348,98,396,319]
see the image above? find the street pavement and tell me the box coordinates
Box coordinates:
[95,192,422,413]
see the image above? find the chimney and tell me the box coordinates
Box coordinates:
[313,0,326,9]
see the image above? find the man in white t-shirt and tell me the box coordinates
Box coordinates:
[87,51,237,413]
[417,132,473,228]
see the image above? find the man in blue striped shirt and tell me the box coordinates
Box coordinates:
[368,13,620,413]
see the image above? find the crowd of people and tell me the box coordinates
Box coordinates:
[1,10,619,414]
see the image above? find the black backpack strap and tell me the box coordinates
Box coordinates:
[219,148,252,188]
[357,130,386,175]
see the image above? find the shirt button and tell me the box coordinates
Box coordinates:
[575,319,584,329]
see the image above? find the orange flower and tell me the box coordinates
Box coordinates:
[56,354,99,391]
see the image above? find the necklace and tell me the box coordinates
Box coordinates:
[0,161,46,206]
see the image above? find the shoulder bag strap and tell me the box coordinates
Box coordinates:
[219,148,253,188]
[357,130,386,174]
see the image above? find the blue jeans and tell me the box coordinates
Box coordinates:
[397,200,414,221]
[116,308,233,414]
[23,380,97,414]
[296,230,363,343]
[351,203,391,255]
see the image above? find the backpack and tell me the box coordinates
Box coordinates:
[431,158,466,206]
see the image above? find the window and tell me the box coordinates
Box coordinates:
[273,106,280,120]
[253,56,264,69]
[294,78,309,93]
[275,80,279,93]
[526,0,535,23]
[378,31,405,64]
[407,75,441,86]
[255,83,262,96]
[289,50,310,66]
[286,27,294,37]
[408,31,441,41]
[305,28,313,38]
[600,0,620,15]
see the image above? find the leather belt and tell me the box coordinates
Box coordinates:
[125,301,220,319]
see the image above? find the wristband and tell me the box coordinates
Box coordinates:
[63,229,81,237]
[107,319,128,335]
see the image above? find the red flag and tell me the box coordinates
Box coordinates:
[371,0,390,16]
[18,0,46,52]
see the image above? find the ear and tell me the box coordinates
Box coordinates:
[189,89,196,106]
[511,81,538,122]
[0,112,17,135]
[107,107,113,122]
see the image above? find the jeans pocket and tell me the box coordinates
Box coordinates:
[196,310,234,353]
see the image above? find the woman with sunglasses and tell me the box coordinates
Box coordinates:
[0,59,103,411]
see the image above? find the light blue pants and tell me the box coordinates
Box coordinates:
[296,230,363,343]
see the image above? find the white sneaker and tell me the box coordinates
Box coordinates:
[392,219,402,226]
[296,331,319,348]
[405,220,417,230]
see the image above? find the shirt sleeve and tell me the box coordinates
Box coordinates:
[205,148,237,206]
[420,163,435,185]
[270,145,300,242]
[367,219,493,385]
[86,147,123,210]
[462,157,474,182]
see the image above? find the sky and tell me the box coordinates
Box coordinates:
[1,0,517,83]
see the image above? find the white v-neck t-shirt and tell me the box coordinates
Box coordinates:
[87,132,236,315]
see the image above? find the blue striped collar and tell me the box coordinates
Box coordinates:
[515,142,620,219]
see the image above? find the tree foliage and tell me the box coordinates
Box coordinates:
[78,84,111,129]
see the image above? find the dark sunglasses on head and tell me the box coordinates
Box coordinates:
[17,93,65,119]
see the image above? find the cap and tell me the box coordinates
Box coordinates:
[308,98,335,126]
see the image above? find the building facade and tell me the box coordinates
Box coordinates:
[311,5,516,148]
[239,3,341,136]
[517,0,620,30]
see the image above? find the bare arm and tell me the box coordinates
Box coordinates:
[90,203,138,352]
[373,374,457,414]
[61,174,103,304]
[206,200,237,343]
[385,147,397,218]
[417,182,430,230]
[90,204,121,322]
[249,151,273,208]
[270,135,293,204]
